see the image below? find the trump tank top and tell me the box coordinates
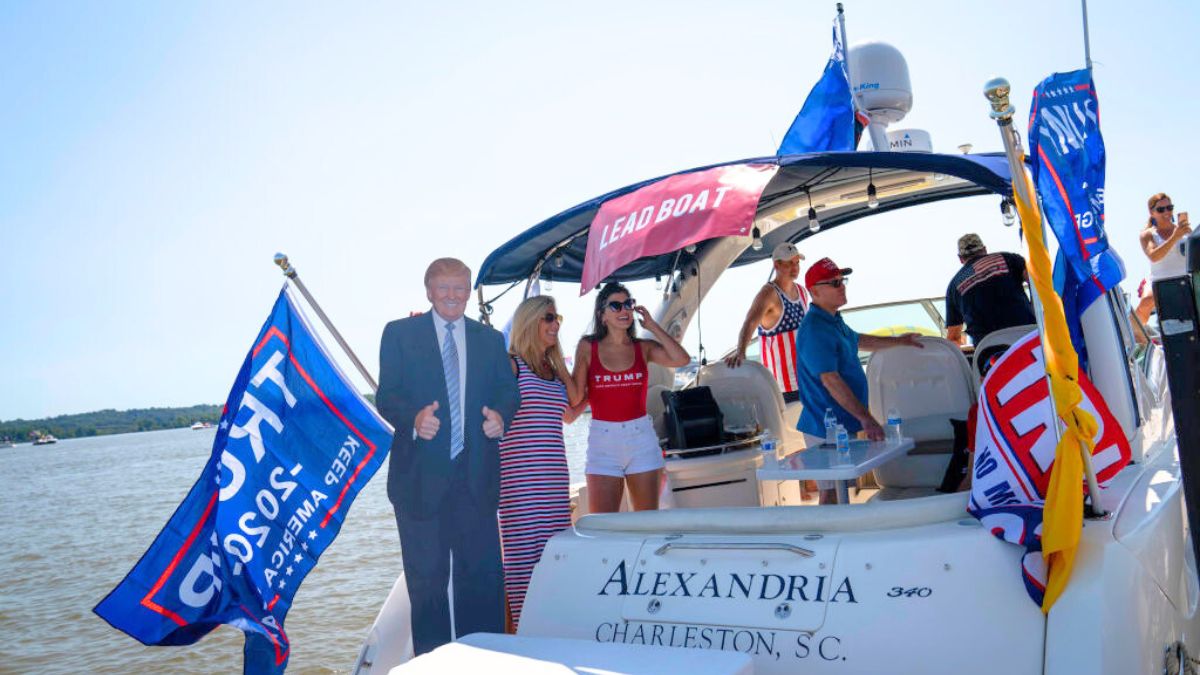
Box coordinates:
[587,339,649,422]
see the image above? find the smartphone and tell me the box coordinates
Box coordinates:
[1180,211,1190,227]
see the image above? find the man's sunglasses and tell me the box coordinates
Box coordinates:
[1156,205,1175,213]
[605,298,636,312]
[541,312,563,324]
[814,278,849,289]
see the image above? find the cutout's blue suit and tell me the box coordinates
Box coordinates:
[376,312,519,654]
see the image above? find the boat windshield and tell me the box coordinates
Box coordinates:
[721,296,948,366]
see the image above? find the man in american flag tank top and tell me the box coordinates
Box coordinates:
[725,242,809,403]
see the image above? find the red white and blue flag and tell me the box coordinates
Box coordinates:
[967,330,1130,605]
[1029,69,1125,366]
[94,287,393,673]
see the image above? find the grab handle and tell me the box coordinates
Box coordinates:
[653,542,815,558]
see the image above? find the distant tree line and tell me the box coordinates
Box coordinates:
[0,405,223,441]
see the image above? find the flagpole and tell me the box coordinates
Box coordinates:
[273,253,379,392]
[1081,0,1093,72]
[982,79,1106,516]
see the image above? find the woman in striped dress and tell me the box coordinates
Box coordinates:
[499,295,581,629]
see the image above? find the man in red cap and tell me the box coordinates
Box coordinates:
[794,258,922,503]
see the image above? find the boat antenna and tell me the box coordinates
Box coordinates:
[273,253,379,392]
[836,3,868,148]
[1080,0,1093,72]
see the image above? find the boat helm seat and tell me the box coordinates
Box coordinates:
[972,324,1037,380]
[692,361,803,454]
[866,336,976,500]
[646,384,671,440]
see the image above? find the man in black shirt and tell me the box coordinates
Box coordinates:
[944,233,1036,345]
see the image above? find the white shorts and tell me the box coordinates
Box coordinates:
[586,416,665,478]
[802,433,835,490]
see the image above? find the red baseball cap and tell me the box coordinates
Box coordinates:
[804,257,853,288]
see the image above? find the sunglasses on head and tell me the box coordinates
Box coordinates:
[605,298,636,312]
[815,278,849,289]
[1156,205,1175,214]
[541,312,563,324]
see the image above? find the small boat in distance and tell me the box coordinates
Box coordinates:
[0,437,15,448]
[190,421,213,430]
[31,433,57,445]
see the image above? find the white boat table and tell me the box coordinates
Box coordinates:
[756,437,916,504]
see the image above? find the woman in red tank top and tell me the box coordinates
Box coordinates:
[572,282,690,513]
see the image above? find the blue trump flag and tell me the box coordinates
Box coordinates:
[1028,69,1125,365]
[777,23,861,155]
[95,287,393,673]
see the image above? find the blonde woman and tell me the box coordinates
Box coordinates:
[497,295,580,629]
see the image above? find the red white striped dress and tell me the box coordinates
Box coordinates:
[498,356,571,629]
[758,281,809,393]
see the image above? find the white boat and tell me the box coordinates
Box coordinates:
[189,421,211,430]
[351,46,1198,675]
[32,433,58,445]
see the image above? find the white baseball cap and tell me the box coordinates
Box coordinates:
[771,242,805,262]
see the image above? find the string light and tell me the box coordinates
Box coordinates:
[1001,198,1016,226]
[806,190,820,233]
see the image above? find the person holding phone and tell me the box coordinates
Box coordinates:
[1137,193,1191,324]
[572,282,690,514]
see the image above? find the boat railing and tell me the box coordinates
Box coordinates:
[574,490,969,535]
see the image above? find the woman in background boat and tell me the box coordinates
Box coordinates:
[572,282,690,514]
[498,295,581,629]
[1136,192,1191,325]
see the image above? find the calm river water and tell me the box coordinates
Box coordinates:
[0,424,590,674]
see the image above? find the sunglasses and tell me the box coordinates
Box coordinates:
[605,298,636,312]
[815,278,849,289]
[1156,205,1175,214]
[541,312,563,324]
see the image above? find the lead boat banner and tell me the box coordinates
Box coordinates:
[579,162,779,293]
[94,286,393,674]
[967,330,1130,607]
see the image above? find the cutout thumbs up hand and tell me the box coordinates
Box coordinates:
[482,405,504,439]
[415,401,441,440]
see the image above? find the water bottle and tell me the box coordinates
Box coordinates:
[835,424,851,464]
[886,407,902,444]
[760,429,777,467]
[823,408,838,447]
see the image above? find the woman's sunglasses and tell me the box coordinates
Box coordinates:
[605,298,636,312]
[1156,205,1175,214]
[541,312,563,324]
[815,278,849,289]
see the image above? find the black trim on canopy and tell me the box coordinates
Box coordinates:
[476,151,1012,287]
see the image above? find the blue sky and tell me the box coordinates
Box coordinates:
[2,1,1196,420]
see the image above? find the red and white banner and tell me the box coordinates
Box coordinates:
[968,330,1131,605]
[579,163,779,293]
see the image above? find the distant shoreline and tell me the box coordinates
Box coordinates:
[0,404,222,442]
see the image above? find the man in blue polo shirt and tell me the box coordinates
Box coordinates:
[794,258,922,503]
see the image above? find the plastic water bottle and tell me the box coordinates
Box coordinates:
[835,424,851,464]
[886,407,902,444]
[760,429,777,467]
[823,408,838,447]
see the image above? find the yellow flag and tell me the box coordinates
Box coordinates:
[1010,161,1100,613]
